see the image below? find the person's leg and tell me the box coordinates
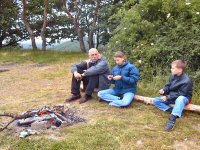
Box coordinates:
[109,92,135,107]
[82,76,89,91]
[85,75,99,96]
[98,74,110,91]
[171,96,189,118]
[71,66,85,95]
[152,96,171,111]
[98,88,120,102]
[79,75,99,104]
[165,96,188,131]
[71,74,81,95]
[65,74,82,102]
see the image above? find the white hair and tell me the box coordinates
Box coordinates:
[88,48,99,54]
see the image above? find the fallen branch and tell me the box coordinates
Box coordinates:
[134,95,200,114]
[0,119,16,131]
[0,69,9,72]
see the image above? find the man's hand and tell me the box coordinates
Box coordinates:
[159,89,165,95]
[74,72,82,80]
[161,96,167,101]
[113,75,122,80]
[107,75,113,80]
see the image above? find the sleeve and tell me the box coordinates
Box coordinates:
[178,80,193,97]
[121,66,140,85]
[109,69,115,84]
[84,58,109,76]
[163,76,172,94]
[71,61,88,73]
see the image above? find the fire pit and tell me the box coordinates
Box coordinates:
[0,105,86,138]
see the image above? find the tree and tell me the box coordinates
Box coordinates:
[0,0,27,48]
[22,0,38,49]
[107,0,200,79]
[40,0,48,50]
[62,0,114,52]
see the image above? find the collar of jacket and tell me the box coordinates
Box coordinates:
[118,61,129,68]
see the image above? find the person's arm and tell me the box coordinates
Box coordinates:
[178,80,193,98]
[84,57,109,76]
[121,66,140,85]
[162,76,173,94]
[71,61,88,73]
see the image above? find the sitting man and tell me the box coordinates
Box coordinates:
[65,48,110,104]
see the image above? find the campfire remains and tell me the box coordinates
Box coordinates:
[0,105,86,138]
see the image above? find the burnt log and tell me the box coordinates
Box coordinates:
[134,95,200,114]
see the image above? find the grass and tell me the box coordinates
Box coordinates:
[0,50,200,150]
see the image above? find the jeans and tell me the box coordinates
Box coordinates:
[98,88,135,107]
[152,96,189,117]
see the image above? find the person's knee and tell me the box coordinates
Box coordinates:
[122,101,131,106]
[152,97,160,105]
[175,96,186,103]
[97,90,104,97]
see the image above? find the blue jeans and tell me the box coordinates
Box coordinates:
[97,88,135,107]
[152,96,189,117]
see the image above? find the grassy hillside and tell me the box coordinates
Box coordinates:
[0,50,199,150]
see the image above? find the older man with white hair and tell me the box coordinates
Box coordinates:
[65,48,110,104]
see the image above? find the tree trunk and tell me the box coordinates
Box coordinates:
[64,1,86,53]
[88,1,101,49]
[77,26,86,53]
[0,37,3,48]
[22,0,37,50]
[40,0,48,51]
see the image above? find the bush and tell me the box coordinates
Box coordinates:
[107,0,200,80]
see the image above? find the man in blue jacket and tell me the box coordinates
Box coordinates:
[98,51,140,107]
[65,48,110,104]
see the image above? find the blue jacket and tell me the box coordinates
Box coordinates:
[111,61,140,94]
[163,73,193,103]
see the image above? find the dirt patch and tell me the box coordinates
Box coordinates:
[173,139,200,150]
[0,62,69,113]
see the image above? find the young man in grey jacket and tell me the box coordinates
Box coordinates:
[65,48,110,104]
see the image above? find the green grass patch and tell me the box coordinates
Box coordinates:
[0,49,87,64]
[0,50,199,150]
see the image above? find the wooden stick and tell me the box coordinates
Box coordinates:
[134,95,200,114]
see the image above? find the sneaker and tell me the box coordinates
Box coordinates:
[166,107,173,113]
[165,114,177,131]
[79,94,92,104]
[65,94,81,102]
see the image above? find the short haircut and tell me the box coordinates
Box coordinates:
[114,51,127,60]
[171,60,187,72]
[89,48,98,54]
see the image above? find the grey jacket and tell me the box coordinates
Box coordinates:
[71,55,110,90]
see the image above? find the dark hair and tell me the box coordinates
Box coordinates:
[171,60,187,72]
[114,51,127,61]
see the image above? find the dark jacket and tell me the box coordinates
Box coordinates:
[71,55,110,90]
[163,73,193,103]
[111,61,140,94]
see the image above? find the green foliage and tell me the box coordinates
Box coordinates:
[108,0,200,80]
[0,0,27,47]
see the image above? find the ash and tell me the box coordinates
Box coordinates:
[3,105,86,138]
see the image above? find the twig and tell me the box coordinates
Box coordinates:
[0,119,16,132]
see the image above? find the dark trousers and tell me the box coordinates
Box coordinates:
[71,70,99,96]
